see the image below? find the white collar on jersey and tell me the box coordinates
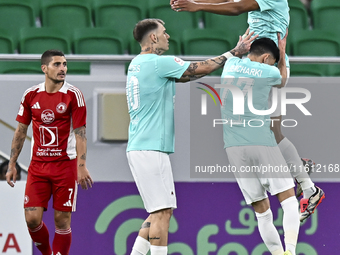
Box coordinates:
[37,82,70,94]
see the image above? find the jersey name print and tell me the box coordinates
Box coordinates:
[16,82,86,162]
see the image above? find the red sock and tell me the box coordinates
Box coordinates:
[52,228,72,255]
[28,222,52,255]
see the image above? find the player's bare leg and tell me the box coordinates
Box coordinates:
[53,210,72,255]
[131,216,151,255]
[276,188,300,255]
[25,207,51,255]
[148,208,172,255]
[252,198,284,255]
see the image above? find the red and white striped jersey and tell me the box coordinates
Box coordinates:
[16,82,87,162]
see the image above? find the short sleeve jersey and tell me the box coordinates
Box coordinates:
[126,54,190,154]
[16,82,86,161]
[248,0,289,45]
[220,57,281,148]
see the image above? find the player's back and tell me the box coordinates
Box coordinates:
[248,0,289,45]
[220,57,281,148]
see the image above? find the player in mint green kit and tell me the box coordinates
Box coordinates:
[126,18,256,255]
[171,0,325,223]
[221,35,299,255]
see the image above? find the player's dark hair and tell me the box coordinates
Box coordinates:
[41,49,65,65]
[133,18,165,43]
[250,38,280,62]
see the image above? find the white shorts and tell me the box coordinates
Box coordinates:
[269,67,290,117]
[126,151,177,213]
[226,146,295,204]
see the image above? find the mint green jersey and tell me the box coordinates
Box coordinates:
[126,54,190,153]
[248,0,289,45]
[220,57,281,148]
[248,0,290,67]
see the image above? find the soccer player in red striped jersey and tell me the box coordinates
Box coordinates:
[6,49,93,255]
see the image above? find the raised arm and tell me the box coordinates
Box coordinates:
[171,0,259,15]
[170,0,230,5]
[274,30,288,88]
[6,123,28,187]
[177,31,258,82]
[74,125,93,190]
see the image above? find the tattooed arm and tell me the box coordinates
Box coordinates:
[74,125,93,190]
[170,0,230,5]
[177,31,257,81]
[171,0,259,15]
[6,123,28,187]
[176,74,206,82]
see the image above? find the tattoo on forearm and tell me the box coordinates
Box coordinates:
[80,153,86,160]
[187,62,198,74]
[211,56,227,66]
[200,60,210,66]
[74,126,87,140]
[79,164,84,167]
[141,222,151,229]
[181,74,206,81]
[10,123,27,163]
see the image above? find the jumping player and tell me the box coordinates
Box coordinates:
[220,34,299,255]
[170,0,325,222]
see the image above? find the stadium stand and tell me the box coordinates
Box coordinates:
[73,28,124,55]
[41,0,92,37]
[0,29,15,54]
[0,0,336,76]
[19,27,71,54]
[93,0,146,52]
[327,64,340,76]
[311,0,340,32]
[0,0,36,48]
[203,11,248,40]
[129,35,182,56]
[290,63,329,76]
[182,28,234,56]
[0,61,41,74]
[148,0,200,37]
[288,0,310,31]
[290,30,340,56]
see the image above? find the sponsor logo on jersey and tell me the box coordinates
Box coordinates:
[39,126,59,147]
[56,102,67,114]
[41,109,55,124]
[174,57,185,66]
[24,195,29,204]
[63,200,72,207]
[32,102,41,109]
[18,104,24,116]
